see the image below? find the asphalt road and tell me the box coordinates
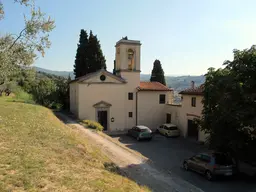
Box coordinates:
[111,133,256,192]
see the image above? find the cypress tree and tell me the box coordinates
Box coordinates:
[113,60,116,75]
[87,31,106,73]
[73,29,89,78]
[150,59,166,85]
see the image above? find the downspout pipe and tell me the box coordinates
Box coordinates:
[136,91,138,125]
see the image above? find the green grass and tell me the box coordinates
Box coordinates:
[0,97,150,192]
[7,87,35,104]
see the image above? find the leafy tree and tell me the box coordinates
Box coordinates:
[54,76,70,109]
[0,35,36,87]
[0,0,55,85]
[31,77,57,107]
[0,80,17,96]
[20,71,70,109]
[87,30,106,73]
[16,67,36,92]
[73,29,89,78]
[200,45,256,162]
[150,59,166,85]
[0,0,55,56]
[4,81,18,95]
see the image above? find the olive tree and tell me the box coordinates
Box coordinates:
[0,0,55,84]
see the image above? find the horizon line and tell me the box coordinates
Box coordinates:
[34,66,205,76]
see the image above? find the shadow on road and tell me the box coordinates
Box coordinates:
[111,133,256,192]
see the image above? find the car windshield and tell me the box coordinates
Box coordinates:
[214,153,233,165]
[165,126,178,130]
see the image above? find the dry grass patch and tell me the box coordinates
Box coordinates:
[0,97,150,192]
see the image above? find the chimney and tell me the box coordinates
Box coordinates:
[191,81,195,89]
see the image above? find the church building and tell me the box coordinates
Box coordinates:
[69,38,173,132]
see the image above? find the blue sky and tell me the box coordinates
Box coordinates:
[1,0,256,75]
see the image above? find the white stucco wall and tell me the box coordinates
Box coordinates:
[166,95,208,142]
[138,91,171,130]
[77,82,136,132]
[84,73,123,84]
[181,95,203,116]
[120,71,140,88]
[165,104,182,129]
[69,83,79,116]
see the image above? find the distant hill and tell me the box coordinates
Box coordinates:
[34,67,75,79]
[139,74,205,91]
[34,67,205,91]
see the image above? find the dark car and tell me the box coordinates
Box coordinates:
[183,152,236,180]
[237,160,256,177]
[127,125,152,141]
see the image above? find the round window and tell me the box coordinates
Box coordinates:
[100,75,106,81]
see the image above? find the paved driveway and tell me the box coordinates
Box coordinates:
[111,133,256,192]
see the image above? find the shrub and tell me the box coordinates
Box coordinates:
[31,78,57,107]
[81,120,104,131]
[13,87,35,104]
[50,103,63,110]
[0,81,18,96]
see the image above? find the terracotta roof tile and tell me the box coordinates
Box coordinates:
[137,81,173,91]
[179,84,204,95]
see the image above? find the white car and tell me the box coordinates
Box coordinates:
[157,123,180,137]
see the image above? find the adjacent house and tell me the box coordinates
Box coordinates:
[165,82,207,142]
[69,38,173,132]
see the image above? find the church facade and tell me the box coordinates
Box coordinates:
[69,38,174,132]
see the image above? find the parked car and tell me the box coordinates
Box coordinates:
[237,160,256,177]
[127,125,152,141]
[183,152,236,180]
[157,124,180,137]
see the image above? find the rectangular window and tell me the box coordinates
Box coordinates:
[159,94,166,104]
[128,92,133,100]
[191,97,196,107]
[129,112,133,118]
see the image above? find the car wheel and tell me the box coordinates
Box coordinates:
[183,162,189,171]
[136,136,140,141]
[205,170,213,181]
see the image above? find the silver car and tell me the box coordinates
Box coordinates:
[183,152,236,180]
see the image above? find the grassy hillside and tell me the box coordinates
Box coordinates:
[0,97,149,192]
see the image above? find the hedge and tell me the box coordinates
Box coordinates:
[81,120,104,131]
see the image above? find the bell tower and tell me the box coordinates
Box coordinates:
[114,37,141,86]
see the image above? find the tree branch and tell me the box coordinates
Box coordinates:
[9,28,27,49]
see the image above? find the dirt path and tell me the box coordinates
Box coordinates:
[57,113,204,192]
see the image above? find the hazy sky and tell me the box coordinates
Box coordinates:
[1,0,256,75]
